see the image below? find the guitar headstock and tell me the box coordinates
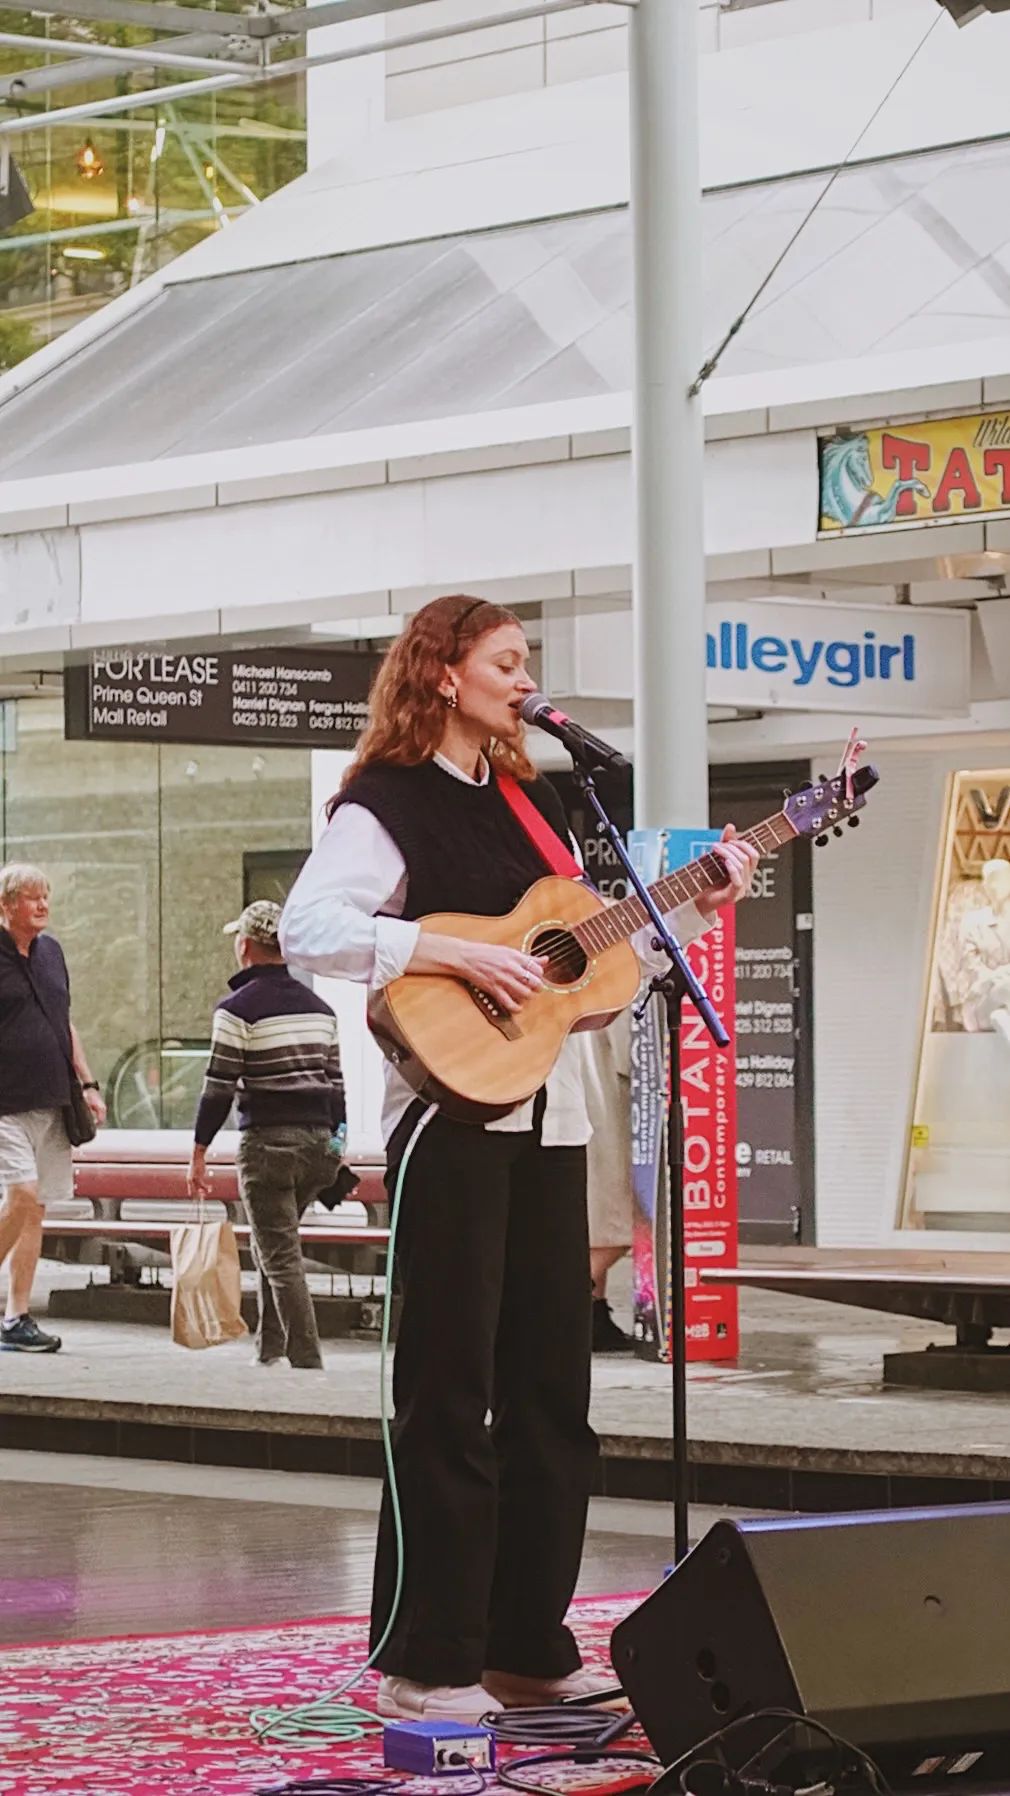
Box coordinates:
[782,733,879,844]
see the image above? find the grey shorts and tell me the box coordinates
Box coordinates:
[0,1108,74,1209]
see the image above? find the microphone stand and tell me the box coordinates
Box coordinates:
[570,758,729,1567]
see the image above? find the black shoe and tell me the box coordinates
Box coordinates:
[592,1298,634,1354]
[0,1314,62,1353]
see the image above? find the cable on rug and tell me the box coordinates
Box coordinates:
[257,1770,487,1796]
[248,1103,438,1746]
[248,1100,631,1755]
[644,1709,891,1796]
[496,1751,660,1796]
[483,1705,636,1748]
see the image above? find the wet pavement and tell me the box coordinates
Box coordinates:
[2,1268,1008,1474]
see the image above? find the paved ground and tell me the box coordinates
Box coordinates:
[4,1266,1010,1469]
[0,1450,740,1644]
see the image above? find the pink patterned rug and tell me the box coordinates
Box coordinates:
[0,1596,642,1796]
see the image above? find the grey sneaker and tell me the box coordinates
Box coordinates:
[0,1314,62,1353]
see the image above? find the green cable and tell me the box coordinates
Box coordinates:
[250,1103,438,1745]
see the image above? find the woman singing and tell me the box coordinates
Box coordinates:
[280,595,757,1724]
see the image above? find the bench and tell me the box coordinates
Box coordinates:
[41,1129,390,1292]
[702,1247,1010,1391]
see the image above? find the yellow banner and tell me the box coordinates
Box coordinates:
[819,411,1010,532]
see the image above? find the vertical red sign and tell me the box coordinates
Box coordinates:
[679,905,738,1361]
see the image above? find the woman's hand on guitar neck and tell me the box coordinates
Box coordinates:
[407,933,548,1012]
[695,824,760,919]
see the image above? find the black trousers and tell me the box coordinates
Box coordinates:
[369,1103,598,1687]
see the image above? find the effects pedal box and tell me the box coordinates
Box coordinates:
[382,1720,496,1776]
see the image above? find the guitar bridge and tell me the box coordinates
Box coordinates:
[466,983,523,1040]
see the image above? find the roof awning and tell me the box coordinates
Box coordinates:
[5,126,1010,483]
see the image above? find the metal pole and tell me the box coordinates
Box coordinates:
[0,31,252,75]
[0,69,244,134]
[629,0,707,831]
[629,0,707,1571]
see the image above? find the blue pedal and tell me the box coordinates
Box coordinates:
[382,1720,495,1776]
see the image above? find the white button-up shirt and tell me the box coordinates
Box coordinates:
[280,753,711,1146]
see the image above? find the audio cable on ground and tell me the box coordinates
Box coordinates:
[248,1104,438,1746]
[647,1710,891,1796]
[496,1750,660,1796]
[483,1699,658,1796]
[483,1704,635,1749]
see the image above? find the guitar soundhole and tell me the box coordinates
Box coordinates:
[530,927,588,989]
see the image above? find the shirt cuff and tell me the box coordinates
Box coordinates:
[676,900,712,945]
[371,915,421,989]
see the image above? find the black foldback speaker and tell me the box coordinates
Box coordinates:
[611,1506,1010,1787]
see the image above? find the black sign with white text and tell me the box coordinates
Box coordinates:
[711,770,815,1245]
[553,762,815,1246]
[64,647,381,750]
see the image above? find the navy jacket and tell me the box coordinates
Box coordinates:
[0,929,72,1116]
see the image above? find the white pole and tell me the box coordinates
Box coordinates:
[629,0,707,830]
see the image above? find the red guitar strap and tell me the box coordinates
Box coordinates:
[496,773,582,880]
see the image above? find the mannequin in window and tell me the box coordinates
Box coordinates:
[960,857,1010,1041]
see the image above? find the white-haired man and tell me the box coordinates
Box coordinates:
[0,864,106,1351]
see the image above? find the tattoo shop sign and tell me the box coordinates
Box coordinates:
[64,647,381,750]
[819,411,1010,533]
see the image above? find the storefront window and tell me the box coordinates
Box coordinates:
[901,770,1010,1234]
[0,698,312,1130]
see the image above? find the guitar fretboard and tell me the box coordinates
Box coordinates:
[571,812,796,957]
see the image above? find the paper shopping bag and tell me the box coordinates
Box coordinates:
[170,1219,248,1349]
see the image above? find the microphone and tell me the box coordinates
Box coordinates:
[519,692,630,774]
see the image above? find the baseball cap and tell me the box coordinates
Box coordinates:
[222,900,283,946]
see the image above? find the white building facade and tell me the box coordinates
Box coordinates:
[1,0,1010,1248]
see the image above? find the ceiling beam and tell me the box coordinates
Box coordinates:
[17,0,540,37]
[0,34,248,102]
[24,0,246,38]
[273,0,469,30]
[0,31,252,77]
[0,0,618,132]
[0,69,247,133]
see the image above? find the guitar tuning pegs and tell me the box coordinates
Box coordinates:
[814,833,829,848]
[797,779,813,792]
[832,826,843,838]
[848,815,860,828]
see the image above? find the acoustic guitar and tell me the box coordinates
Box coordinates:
[368,752,878,1124]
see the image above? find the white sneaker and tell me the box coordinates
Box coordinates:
[483,1666,627,1708]
[377,1676,502,1722]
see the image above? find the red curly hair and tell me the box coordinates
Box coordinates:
[333,595,537,809]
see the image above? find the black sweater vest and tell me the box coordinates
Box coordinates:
[335,761,572,921]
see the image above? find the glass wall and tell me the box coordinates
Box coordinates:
[0,12,305,367]
[0,697,312,1130]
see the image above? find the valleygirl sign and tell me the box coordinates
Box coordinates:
[706,597,970,717]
